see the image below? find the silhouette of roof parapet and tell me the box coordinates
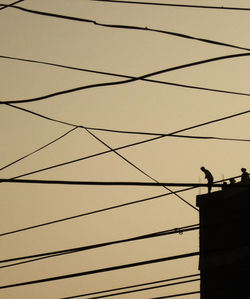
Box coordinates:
[196,179,250,208]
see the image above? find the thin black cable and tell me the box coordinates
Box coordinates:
[0,251,199,289]
[0,191,185,237]
[0,4,249,52]
[169,134,250,142]
[0,173,239,238]
[6,108,250,180]
[5,103,250,142]
[0,0,24,11]
[0,109,246,234]
[1,55,250,98]
[0,178,238,187]
[1,52,250,104]
[0,252,67,270]
[8,135,162,179]
[84,128,198,211]
[151,290,200,299]
[0,106,247,236]
[0,127,78,171]
[86,278,201,299]
[0,224,199,266]
[92,0,250,11]
[59,273,200,299]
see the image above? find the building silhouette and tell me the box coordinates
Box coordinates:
[196,183,250,298]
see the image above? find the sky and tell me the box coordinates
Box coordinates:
[0,0,250,298]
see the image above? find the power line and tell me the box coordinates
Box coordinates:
[0,127,78,171]
[151,290,200,299]
[0,252,66,270]
[0,251,199,289]
[169,134,250,143]
[0,191,190,237]
[84,128,198,211]
[1,4,250,53]
[92,0,250,11]
[1,55,250,98]
[79,278,200,299]
[5,104,250,143]
[4,107,250,180]
[0,178,237,187]
[0,105,247,236]
[59,273,200,299]
[1,52,250,104]
[0,224,199,266]
[0,0,24,11]
[0,173,239,238]
[8,135,162,179]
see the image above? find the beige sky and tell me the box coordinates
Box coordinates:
[0,0,250,298]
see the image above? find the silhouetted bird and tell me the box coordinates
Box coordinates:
[200,166,214,193]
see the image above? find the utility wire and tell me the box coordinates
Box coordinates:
[0,178,241,187]
[5,103,250,143]
[1,55,250,98]
[1,52,250,104]
[59,273,200,299]
[0,252,67,270]
[0,251,199,289]
[0,191,191,237]
[0,224,199,266]
[0,4,249,52]
[6,109,250,180]
[0,173,240,238]
[0,106,246,236]
[81,278,200,299]
[8,135,162,179]
[84,128,198,211]
[151,290,200,299]
[0,0,24,11]
[0,127,78,171]
[92,0,250,11]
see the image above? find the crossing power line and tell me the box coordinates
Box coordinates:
[0,251,199,289]
[83,128,198,212]
[0,191,196,237]
[0,174,242,238]
[5,103,250,140]
[1,55,250,97]
[0,224,199,267]
[1,52,250,104]
[0,127,78,171]
[1,1,249,298]
[59,273,200,299]
[66,278,200,299]
[3,104,249,182]
[0,0,24,11]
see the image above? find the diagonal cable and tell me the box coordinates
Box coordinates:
[1,52,250,104]
[0,127,78,171]
[0,0,24,11]
[1,55,250,98]
[5,103,250,142]
[6,108,250,180]
[0,251,199,289]
[84,128,198,211]
[0,224,199,267]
